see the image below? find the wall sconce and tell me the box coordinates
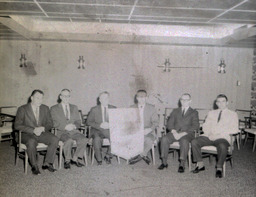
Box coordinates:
[78,56,85,69]
[158,58,171,72]
[218,58,226,74]
[19,54,27,68]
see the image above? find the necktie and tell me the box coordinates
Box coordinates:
[35,107,39,124]
[182,109,185,117]
[65,105,69,120]
[217,110,222,122]
[104,107,108,122]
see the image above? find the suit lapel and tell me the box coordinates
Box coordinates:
[184,107,192,118]
[27,104,38,126]
[98,105,103,123]
[58,103,66,120]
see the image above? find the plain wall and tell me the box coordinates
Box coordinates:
[0,40,253,115]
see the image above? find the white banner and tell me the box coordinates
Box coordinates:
[109,108,144,160]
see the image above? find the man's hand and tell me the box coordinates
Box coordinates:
[65,124,76,131]
[171,129,179,140]
[175,131,187,140]
[100,122,109,129]
[33,127,45,136]
[144,128,152,135]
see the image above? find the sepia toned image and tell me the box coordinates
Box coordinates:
[0,0,256,196]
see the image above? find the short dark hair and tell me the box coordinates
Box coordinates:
[216,94,228,101]
[61,89,70,93]
[181,93,191,99]
[31,89,44,97]
[99,91,110,98]
[136,89,147,96]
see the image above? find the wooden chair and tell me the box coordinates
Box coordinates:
[162,126,194,171]
[15,130,63,174]
[189,134,235,178]
[244,128,256,152]
[0,113,15,143]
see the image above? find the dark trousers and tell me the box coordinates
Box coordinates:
[91,130,111,162]
[191,136,230,168]
[59,130,88,162]
[21,131,59,167]
[160,132,195,165]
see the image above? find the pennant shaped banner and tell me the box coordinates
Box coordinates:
[109,108,144,160]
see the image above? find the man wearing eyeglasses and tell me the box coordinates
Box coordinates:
[158,93,199,172]
[50,89,88,169]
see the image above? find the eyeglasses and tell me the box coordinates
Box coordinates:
[61,95,70,98]
[180,99,190,102]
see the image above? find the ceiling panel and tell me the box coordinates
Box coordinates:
[219,11,256,21]
[131,15,208,22]
[37,0,136,5]
[213,18,256,24]
[0,2,41,12]
[133,7,222,18]
[137,0,243,9]
[40,4,132,15]
[0,11,45,16]
[234,0,256,11]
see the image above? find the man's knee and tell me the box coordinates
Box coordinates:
[93,136,102,148]
[191,139,198,147]
[26,138,38,148]
[65,138,73,146]
[179,138,189,147]
[218,143,228,151]
[50,135,59,146]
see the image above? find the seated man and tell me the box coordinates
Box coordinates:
[14,89,59,175]
[129,90,159,165]
[86,91,116,165]
[158,93,199,172]
[191,94,239,178]
[51,89,88,169]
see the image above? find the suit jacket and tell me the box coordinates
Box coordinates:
[14,103,53,134]
[167,107,199,134]
[50,103,81,132]
[86,104,116,135]
[130,103,159,132]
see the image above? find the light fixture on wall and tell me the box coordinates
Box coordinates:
[78,56,85,69]
[158,58,171,72]
[19,54,27,68]
[218,58,226,74]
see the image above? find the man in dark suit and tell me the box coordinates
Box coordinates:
[50,89,88,169]
[14,89,59,175]
[86,91,116,165]
[158,93,199,172]
[129,90,159,165]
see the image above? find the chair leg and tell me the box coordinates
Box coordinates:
[236,135,240,150]
[253,135,256,152]
[223,161,226,178]
[151,144,155,165]
[188,146,191,172]
[59,144,63,170]
[230,157,233,168]
[15,148,19,166]
[117,156,120,164]
[244,133,248,146]
[91,148,95,166]
[84,148,88,166]
[25,151,28,175]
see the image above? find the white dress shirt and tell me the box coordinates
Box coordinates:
[202,108,239,143]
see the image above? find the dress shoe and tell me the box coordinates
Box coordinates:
[104,156,111,164]
[42,164,56,172]
[158,164,168,170]
[71,160,84,167]
[192,166,205,174]
[129,155,142,165]
[178,166,185,173]
[142,156,151,165]
[64,161,71,169]
[32,165,41,175]
[97,161,102,166]
[215,170,223,178]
